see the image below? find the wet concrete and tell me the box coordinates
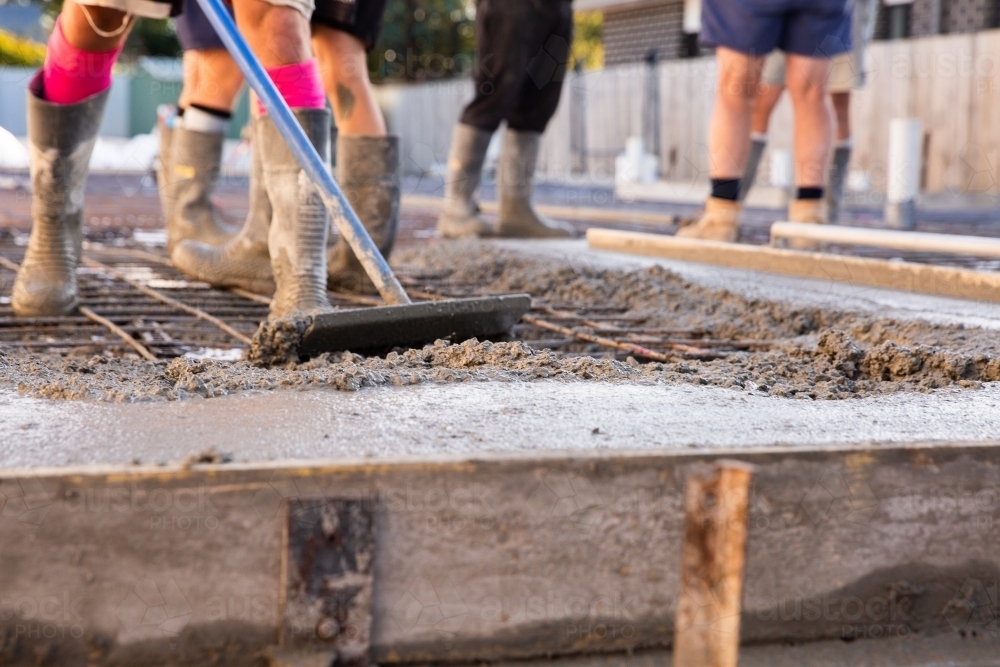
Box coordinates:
[2,380,999,468]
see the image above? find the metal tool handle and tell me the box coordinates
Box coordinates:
[194,0,412,306]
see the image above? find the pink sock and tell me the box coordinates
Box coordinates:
[41,16,122,105]
[255,59,326,116]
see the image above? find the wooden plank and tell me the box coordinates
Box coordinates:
[770,222,1000,258]
[587,227,1000,302]
[401,194,678,227]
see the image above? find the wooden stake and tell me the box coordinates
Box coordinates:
[673,460,755,667]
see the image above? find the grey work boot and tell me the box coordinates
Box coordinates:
[259,109,333,319]
[156,113,175,226]
[171,117,275,295]
[163,126,239,253]
[827,143,851,224]
[327,134,400,294]
[738,135,767,202]
[12,76,107,317]
[495,129,573,238]
[437,123,494,238]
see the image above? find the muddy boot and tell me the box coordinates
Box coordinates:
[164,126,239,253]
[827,142,851,224]
[171,117,275,295]
[437,123,494,238]
[327,134,400,293]
[675,197,741,242]
[786,198,828,250]
[12,79,108,317]
[495,129,574,238]
[260,109,333,319]
[156,110,175,226]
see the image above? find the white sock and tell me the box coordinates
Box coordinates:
[181,106,229,134]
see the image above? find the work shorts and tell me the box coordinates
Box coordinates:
[176,0,386,51]
[701,0,852,58]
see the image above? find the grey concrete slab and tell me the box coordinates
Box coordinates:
[3,380,999,468]
[496,239,1000,330]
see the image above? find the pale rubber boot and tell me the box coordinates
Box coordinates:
[164,126,239,253]
[675,197,741,242]
[156,112,174,227]
[496,129,574,238]
[171,116,275,295]
[259,109,333,319]
[437,123,494,238]
[827,144,851,224]
[12,76,108,317]
[786,198,828,250]
[327,134,400,294]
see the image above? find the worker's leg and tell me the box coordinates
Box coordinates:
[740,50,786,202]
[826,49,855,223]
[678,47,765,241]
[310,0,399,293]
[784,53,835,224]
[235,0,332,318]
[311,26,385,136]
[495,0,575,238]
[437,0,534,238]
[13,0,163,317]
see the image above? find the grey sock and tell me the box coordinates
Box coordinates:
[739,137,768,202]
[827,143,852,224]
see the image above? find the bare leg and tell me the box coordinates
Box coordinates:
[708,47,765,179]
[750,83,784,136]
[785,53,834,188]
[234,0,312,69]
[311,25,386,136]
[831,91,851,142]
[179,48,245,112]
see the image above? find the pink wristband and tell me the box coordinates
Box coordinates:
[41,16,122,105]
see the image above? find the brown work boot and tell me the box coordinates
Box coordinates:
[437,123,494,239]
[675,197,741,242]
[495,129,574,238]
[786,198,828,250]
[12,76,108,317]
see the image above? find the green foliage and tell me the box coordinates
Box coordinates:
[368,0,475,82]
[125,18,181,58]
[572,10,603,71]
[0,28,45,67]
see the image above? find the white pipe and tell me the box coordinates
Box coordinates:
[770,222,1000,259]
[887,118,922,204]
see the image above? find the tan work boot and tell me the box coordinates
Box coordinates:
[675,197,741,242]
[171,116,275,295]
[12,75,108,317]
[259,109,333,319]
[327,134,400,294]
[437,123,494,238]
[495,129,574,238]
[786,198,828,250]
[163,126,239,253]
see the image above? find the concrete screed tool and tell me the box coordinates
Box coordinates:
[194,0,530,356]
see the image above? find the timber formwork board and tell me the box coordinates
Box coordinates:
[587,228,1000,303]
[2,442,1000,665]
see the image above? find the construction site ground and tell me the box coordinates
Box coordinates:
[4,174,1000,666]
[1,174,1000,467]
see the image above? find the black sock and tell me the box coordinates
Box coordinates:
[190,103,233,120]
[177,106,186,117]
[796,187,824,200]
[711,178,741,201]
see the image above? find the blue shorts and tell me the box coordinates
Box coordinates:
[701,0,852,58]
[174,0,228,51]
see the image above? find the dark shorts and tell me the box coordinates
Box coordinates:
[311,0,388,50]
[175,0,387,51]
[700,0,852,58]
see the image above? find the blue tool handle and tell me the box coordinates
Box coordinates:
[193,0,412,306]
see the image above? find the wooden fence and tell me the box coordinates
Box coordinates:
[376,28,1000,195]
